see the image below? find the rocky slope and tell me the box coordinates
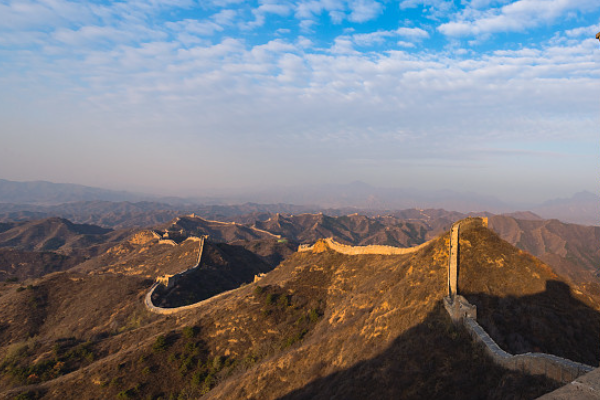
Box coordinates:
[0,249,81,282]
[489,215,600,299]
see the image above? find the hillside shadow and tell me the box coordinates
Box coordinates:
[275,303,562,400]
[464,280,600,366]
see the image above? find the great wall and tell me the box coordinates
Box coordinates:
[144,234,258,315]
[443,218,594,384]
[144,234,432,315]
[145,235,226,315]
[298,237,432,255]
[142,217,600,393]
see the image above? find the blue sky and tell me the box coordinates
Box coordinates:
[1,0,599,202]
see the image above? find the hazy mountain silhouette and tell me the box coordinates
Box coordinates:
[0,179,597,225]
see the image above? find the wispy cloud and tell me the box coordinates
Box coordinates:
[294,0,383,24]
[439,0,600,37]
[353,27,429,46]
[0,0,598,199]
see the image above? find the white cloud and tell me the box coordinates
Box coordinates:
[330,36,357,53]
[353,31,392,46]
[166,19,224,36]
[353,27,429,46]
[299,19,317,31]
[244,1,293,29]
[439,0,600,37]
[212,9,238,25]
[396,27,429,39]
[1,0,598,198]
[0,0,96,30]
[468,0,511,10]
[565,23,600,37]
[397,41,416,47]
[294,0,382,24]
[348,0,383,22]
[399,0,456,19]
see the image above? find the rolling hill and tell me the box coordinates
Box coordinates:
[1,219,595,399]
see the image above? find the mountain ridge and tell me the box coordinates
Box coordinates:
[0,178,597,225]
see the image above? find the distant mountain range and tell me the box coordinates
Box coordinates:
[1,210,597,300]
[0,179,151,204]
[0,178,597,225]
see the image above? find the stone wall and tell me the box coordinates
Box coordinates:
[146,236,207,310]
[448,222,459,296]
[443,294,477,322]
[298,237,432,256]
[443,217,594,383]
[144,281,239,315]
[463,318,593,383]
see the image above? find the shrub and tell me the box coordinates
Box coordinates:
[179,356,193,375]
[182,326,197,339]
[253,286,264,296]
[277,295,289,308]
[202,374,216,394]
[265,293,275,305]
[109,378,121,387]
[117,389,134,399]
[191,370,205,387]
[184,341,198,356]
[212,356,223,371]
[152,335,167,352]
[309,308,320,323]
[14,392,35,400]
[283,329,308,349]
